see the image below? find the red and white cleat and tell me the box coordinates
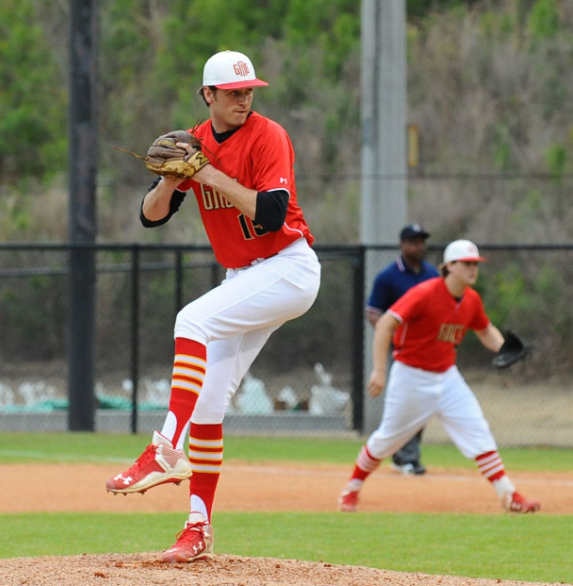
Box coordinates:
[163,513,214,563]
[504,492,541,513]
[338,487,360,512]
[106,431,192,494]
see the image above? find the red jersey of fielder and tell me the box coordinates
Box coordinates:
[178,112,314,269]
[388,277,490,373]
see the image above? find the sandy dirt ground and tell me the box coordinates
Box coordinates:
[1,461,572,586]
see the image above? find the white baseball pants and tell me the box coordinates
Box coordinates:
[173,238,321,424]
[367,361,498,460]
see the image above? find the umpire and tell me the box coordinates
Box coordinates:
[365,223,439,475]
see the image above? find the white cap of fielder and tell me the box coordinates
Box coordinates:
[202,50,269,90]
[443,239,487,263]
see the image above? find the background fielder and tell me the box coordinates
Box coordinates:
[366,223,439,475]
[339,239,540,514]
[106,50,321,563]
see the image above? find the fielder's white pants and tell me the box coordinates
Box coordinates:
[367,361,498,460]
[174,238,321,424]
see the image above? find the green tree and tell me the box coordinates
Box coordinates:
[527,0,560,41]
[0,0,66,183]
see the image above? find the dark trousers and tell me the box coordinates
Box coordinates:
[392,428,423,465]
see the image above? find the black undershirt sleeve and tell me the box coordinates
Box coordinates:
[139,177,187,228]
[140,180,288,232]
[254,189,289,232]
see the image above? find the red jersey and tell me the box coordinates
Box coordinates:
[388,277,490,373]
[177,112,314,269]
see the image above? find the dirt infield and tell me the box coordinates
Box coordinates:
[3,461,573,515]
[2,462,573,586]
[3,553,568,586]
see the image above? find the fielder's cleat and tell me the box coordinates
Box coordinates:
[504,492,541,513]
[391,462,426,476]
[106,431,192,494]
[338,487,360,512]
[163,512,214,563]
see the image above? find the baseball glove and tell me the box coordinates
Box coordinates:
[113,129,210,180]
[492,330,531,369]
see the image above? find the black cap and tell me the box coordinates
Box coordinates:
[400,223,430,241]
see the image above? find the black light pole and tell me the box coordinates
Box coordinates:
[68,0,98,431]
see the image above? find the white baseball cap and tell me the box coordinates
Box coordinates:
[443,239,487,263]
[202,50,269,89]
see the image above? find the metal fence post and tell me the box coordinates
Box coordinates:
[352,246,366,433]
[130,245,140,434]
[68,245,96,431]
[175,249,183,312]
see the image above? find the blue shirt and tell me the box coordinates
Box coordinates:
[366,256,439,316]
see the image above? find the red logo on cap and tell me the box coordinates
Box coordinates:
[233,60,251,77]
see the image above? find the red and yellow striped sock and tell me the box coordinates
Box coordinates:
[189,422,223,521]
[162,338,206,449]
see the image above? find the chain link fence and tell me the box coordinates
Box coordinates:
[0,243,571,446]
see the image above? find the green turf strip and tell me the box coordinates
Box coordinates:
[1,511,572,583]
[0,433,571,471]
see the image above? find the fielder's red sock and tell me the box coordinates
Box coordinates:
[476,450,519,502]
[189,422,223,522]
[350,445,382,481]
[475,451,506,482]
[161,338,206,450]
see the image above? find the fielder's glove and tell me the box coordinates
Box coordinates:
[113,129,210,180]
[492,330,531,369]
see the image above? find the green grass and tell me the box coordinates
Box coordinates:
[0,432,571,471]
[1,511,572,583]
[1,433,572,583]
